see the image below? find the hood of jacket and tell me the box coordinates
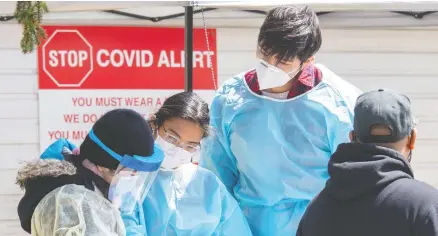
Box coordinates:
[16,158,81,234]
[325,143,414,201]
[16,158,77,189]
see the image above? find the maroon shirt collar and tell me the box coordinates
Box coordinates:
[245,63,323,99]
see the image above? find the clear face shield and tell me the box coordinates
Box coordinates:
[87,129,164,214]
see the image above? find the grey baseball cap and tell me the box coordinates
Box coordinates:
[354,89,416,143]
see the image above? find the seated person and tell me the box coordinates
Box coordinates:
[16,109,161,234]
[31,184,125,236]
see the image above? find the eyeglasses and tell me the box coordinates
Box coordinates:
[161,126,201,153]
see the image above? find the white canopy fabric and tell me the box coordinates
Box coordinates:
[195,0,438,11]
[1,1,438,29]
[0,1,186,15]
[2,0,438,16]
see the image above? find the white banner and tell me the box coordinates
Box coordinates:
[38,89,215,154]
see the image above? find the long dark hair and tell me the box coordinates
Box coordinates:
[152,92,210,137]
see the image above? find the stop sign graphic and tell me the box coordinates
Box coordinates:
[42,30,93,87]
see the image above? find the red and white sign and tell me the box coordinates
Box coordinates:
[38,25,217,155]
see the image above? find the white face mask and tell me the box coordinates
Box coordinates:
[155,135,192,171]
[255,59,301,90]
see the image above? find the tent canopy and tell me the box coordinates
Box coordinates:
[2,1,438,29]
[2,0,438,16]
[196,0,438,11]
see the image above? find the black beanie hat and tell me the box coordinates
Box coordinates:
[80,109,155,170]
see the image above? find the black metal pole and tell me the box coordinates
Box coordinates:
[184,6,193,92]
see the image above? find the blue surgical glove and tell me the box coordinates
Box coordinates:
[40,138,78,160]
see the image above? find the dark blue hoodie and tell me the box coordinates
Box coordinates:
[297,143,438,236]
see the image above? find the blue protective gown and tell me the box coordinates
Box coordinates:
[123,163,253,236]
[199,64,361,235]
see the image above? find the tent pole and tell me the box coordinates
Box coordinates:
[184,5,193,92]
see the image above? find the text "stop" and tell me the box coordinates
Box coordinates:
[49,50,88,67]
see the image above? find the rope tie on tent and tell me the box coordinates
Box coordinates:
[193,1,218,91]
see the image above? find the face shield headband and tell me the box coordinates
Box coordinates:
[87,129,164,214]
[87,129,164,172]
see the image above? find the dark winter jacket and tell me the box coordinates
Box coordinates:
[16,156,109,234]
[297,143,438,236]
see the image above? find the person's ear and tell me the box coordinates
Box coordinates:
[96,165,107,174]
[349,131,355,142]
[408,128,417,150]
[303,56,315,66]
[148,115,157,129]
[96,165,114,183]
[148,114,156,122]
[147,115,159,139]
